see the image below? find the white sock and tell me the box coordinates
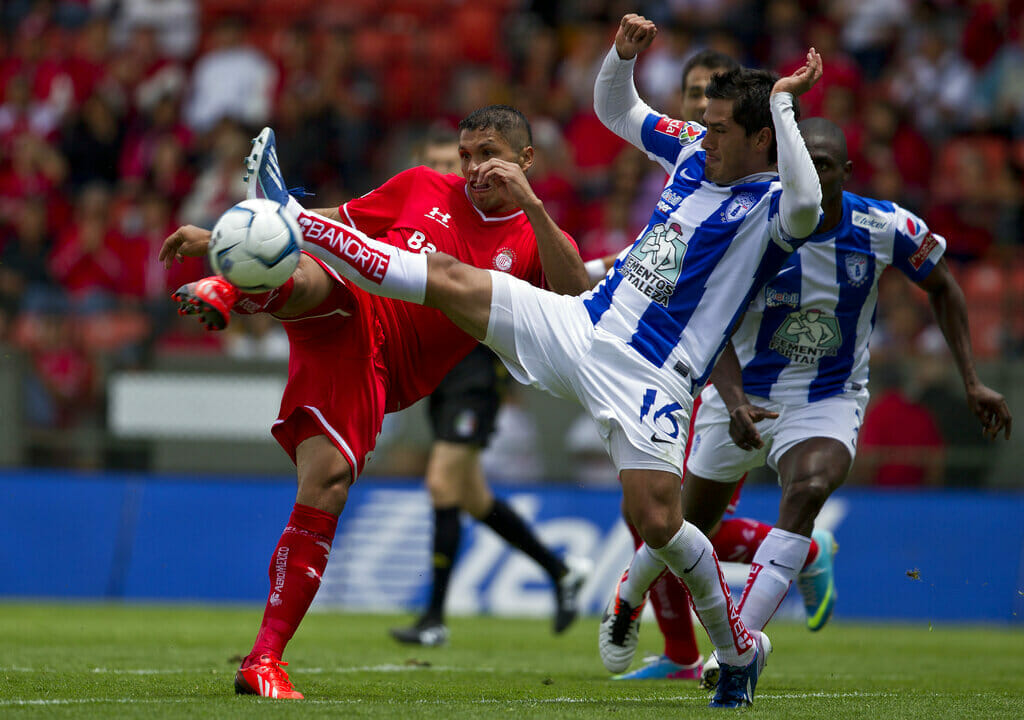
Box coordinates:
[616,543,666,607]
[648,521,754,666]
[285,194,304,218]
[738,527,810,631]
[297,210,428,304]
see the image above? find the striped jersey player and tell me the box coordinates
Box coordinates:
[679,118,1010,690]
[736,192,945,404]
[585,47,822,395]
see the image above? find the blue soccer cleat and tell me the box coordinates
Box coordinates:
[709,631,771,709]
[612,654,703,681]
[796,528,838,632]
[244,127,291,205]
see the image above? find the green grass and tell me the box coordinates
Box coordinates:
[1,602,1022,718]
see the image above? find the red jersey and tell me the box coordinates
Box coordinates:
[340,165,573,410]
[271,167,576,476]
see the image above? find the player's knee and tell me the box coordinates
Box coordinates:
[425,471,457,505]
[428,254,488,303]
[461,488,493,520]
[297,464,353,516]
[632,505,679,549]
[783,470,839,516]
[319,475,351,515]
[427,253,465,293]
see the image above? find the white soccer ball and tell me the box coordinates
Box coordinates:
[208,198,303,292]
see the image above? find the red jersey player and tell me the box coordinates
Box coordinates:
[160,106,589,700]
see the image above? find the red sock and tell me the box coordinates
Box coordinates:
[627,522,701,666]
[710,517,773,564]
[803,537,820,568]
[249,503,338,662]
[711,518,820,567]
[234,276,296,315]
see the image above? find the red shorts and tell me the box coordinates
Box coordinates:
[271,274,388,480]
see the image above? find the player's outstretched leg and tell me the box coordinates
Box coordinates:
[796,527,838,631]
[173,276,240,330]
[708,631,771,709]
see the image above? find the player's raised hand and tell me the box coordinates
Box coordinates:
[615,14,657,60]
[966,383,1012,440]
[470,158,541,211]
[772,47,823,97]
[159,224,212,268]
[728,403,780,451]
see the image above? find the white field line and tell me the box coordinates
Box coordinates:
[0,664,493,675]
[0,692,909,707]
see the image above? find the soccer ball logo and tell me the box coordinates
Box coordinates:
[209,198,303,292]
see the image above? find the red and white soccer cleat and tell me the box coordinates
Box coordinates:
[234,654,304,699]
[172,276,240,331]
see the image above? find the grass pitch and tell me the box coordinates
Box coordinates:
[1,602,1022,719]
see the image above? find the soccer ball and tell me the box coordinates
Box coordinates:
[208,198,303,292]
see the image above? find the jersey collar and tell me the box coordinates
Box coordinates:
[462,184,525,223]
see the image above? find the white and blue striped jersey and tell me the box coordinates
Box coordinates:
[582,114,806,390]
[736,191,946,403]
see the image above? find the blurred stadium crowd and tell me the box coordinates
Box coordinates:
[0,0,1020,483]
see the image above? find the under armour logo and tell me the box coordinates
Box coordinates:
[426,207,451,227]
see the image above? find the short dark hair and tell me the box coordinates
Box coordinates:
[798,117,848,164]
[422,125,459,149]
[412,124,459,165]
[680,49,740,93]
[706,67,799,164]
[458,105,532,151]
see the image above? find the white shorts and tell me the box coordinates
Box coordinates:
[485,271,693,476]
[685,384,867,482]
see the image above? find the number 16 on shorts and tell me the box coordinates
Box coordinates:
[640,388,685,444]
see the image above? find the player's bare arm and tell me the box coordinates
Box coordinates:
[614,13,657,60]
[159,224,211,266]
[917,258,1012,440]
[709,341,778,450]
[472,157,588,295]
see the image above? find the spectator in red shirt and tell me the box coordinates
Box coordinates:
[854,365,946,487]
[48,183,123,307]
